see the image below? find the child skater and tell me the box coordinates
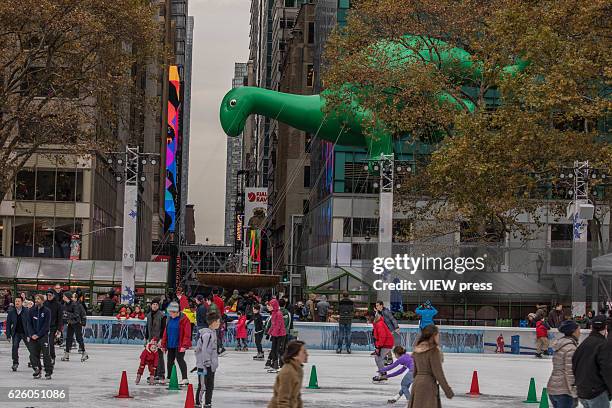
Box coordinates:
[195,311,221,408]
[235,311,248,351]
[250,304,265,360]
[379,345,414,404]
[136,338,159,385]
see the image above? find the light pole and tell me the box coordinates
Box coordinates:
[561,161,596,317]
[107,146,159,305]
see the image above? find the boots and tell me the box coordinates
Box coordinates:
[33,368,42,379]
[11,363,18,371]
[387,394,401,404]
[61,352,70,361]
[80,352,88,362]
[253,352,264,360]
[135,374,142,385]
[373,374,388,382]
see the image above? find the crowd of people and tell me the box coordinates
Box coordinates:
[4,285,612,407]
[5,284,88,381]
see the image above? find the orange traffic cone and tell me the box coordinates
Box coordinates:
[466,370,481,396]
[184,383,195,408]
[114,370,133,398]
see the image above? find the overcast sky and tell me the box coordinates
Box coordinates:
[188,0,251,244]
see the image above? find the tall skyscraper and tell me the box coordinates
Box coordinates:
[180,15,194,242]
[268,2,316,275]
[225,63,249,246]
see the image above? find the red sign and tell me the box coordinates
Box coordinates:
[153,255,170,262]
[114,286,145,295]
[247,190,267,202]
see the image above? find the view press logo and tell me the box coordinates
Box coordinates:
[372,254,487,275]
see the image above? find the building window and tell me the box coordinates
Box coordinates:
[13,218,34,257]
[56,170,82,202]
[53,218,81,259]
[285,0,296,6]
[305,133,312,151]
[308,22,315,44]
[304,166,311,188]
[35,169,56,201]
[303,199,309,214]
[551,224,573,267]
[15,170,36,200]
[34,218,54,257]
[306,64,314,87]
[352,218,379,237]
[15,168,82,202]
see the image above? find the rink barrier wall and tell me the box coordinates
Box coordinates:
[2,314,588,354]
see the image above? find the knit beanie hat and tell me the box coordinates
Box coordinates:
[558,320,579,336]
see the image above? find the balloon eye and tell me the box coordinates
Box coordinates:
[229,99,237,107]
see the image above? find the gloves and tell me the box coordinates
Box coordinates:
[374,348,381,356]
[445,389,454,399]
[179,347,186,353]
[265,334,270,340]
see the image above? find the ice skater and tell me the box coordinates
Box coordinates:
[265,298,286,373]
[496,333,505,353]
[372,313,394,382]
[136,338,159,385]
[415,300,438,331]
[379,346,413,403]
[235,311,248,351]
[195,311,221,408]
[249,304,265,360]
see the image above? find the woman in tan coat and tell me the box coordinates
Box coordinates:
[546,320,580,407]
[268,340,308,408]
[408,325,454,408]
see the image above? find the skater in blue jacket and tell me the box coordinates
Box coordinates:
[415,300,438,330]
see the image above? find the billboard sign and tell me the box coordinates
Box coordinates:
[164,65,181,233]
[243,188,268,271]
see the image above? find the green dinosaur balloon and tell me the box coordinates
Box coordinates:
[220,35,526,161]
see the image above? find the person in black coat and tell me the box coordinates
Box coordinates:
[27,294,53,379]
[6,297,31,371]
[337,291,355,354]
[100,290,117,316]
[248,303,265,360]
[61,291,88,361]
[43,290,62,363]
[195,295,209,330]
[572,315,612,407]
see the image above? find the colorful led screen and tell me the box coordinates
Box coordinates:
[165,65,180,232]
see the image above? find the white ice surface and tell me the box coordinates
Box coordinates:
[0,342,558,407]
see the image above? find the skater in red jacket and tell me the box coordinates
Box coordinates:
[161,302,193,385]
[372,313,395,382]
[496,334,505,353]
[137,338,159,384]
[235,311,248,351]
[535,318,550,358]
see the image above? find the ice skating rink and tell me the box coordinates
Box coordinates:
[0,343,555,407]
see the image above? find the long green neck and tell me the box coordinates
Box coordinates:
[248,88,323,134]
